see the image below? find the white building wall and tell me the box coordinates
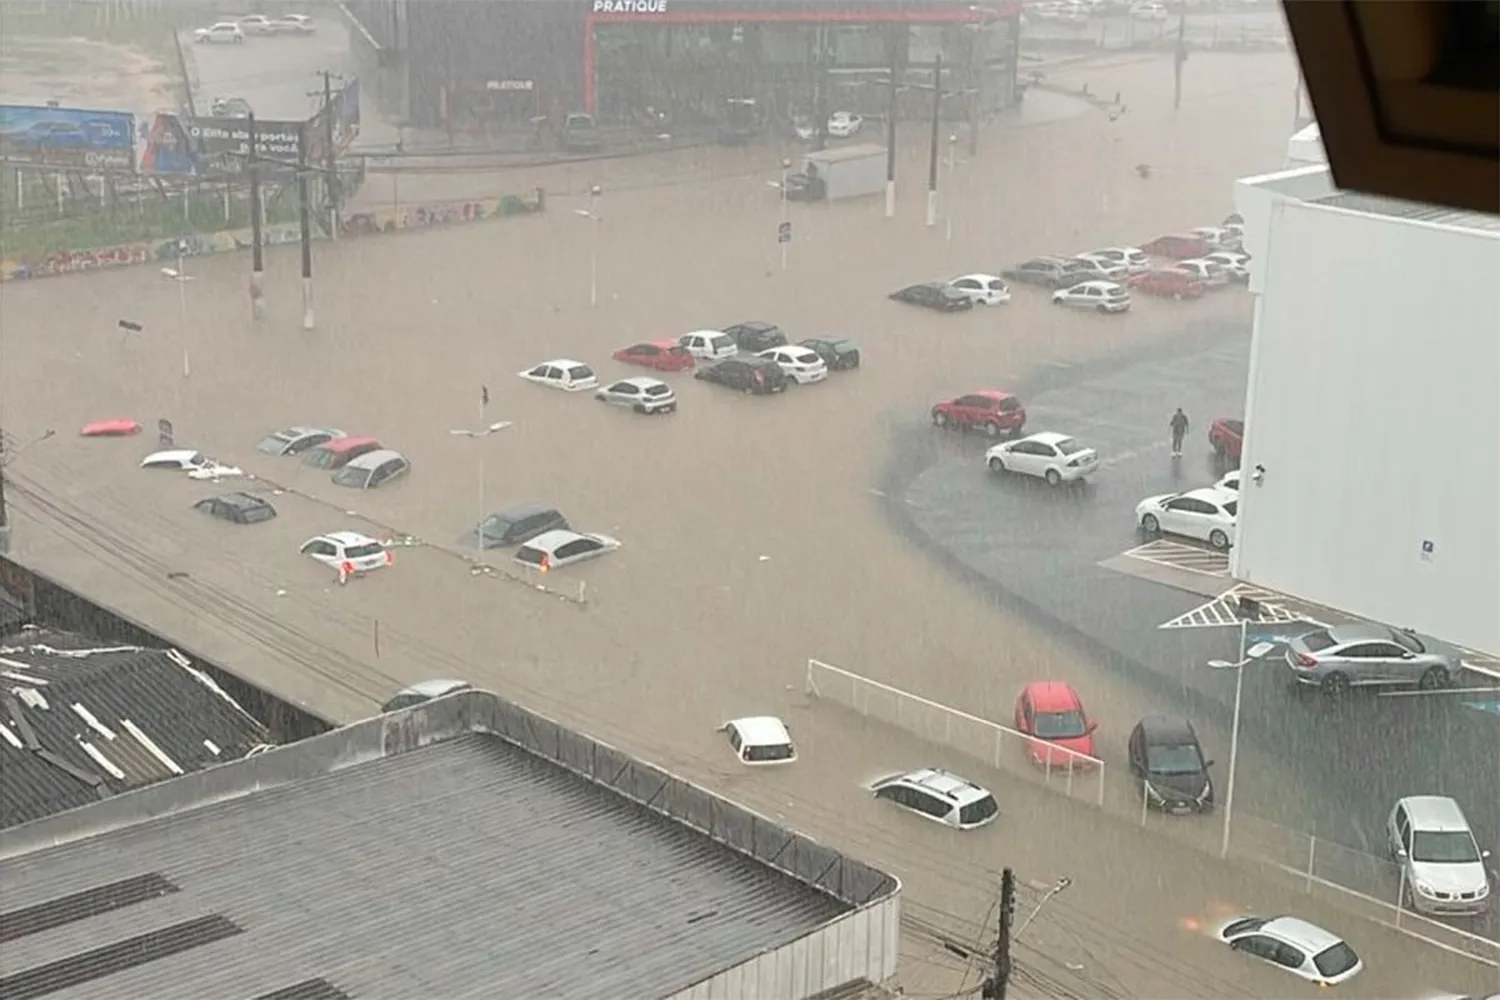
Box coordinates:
[665,891,902,1000]
[1233,197,1500,656]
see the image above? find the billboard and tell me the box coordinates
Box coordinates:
[186,117,304,173]
[0,104,135,170]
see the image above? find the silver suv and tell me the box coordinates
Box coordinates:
[1387,796,1492,916]
[870,768,998,830]
[1284,623,1455,696]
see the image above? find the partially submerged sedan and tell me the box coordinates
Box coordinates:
[257,426,343,456]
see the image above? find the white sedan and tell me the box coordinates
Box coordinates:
[986,432,1098,486]
[1217,915,1362,986]
[827,111,864,138]
[300,531,392,577]
[947,274,1011,306]
[1052,280,1131,312]
[515,529,620,572]
[677,329,738,361]
[758,345,827,384]
[517,358,598,392]
[1175,258,1230,287]
[1077,246,1149,274]
[194,22,244,43]
[139,449,243,480]
[1136,487,1238,550]
[1203,251,1250,282]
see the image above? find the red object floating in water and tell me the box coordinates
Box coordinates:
[80,419,142,438]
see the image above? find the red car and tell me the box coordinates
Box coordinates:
[1128,269,1206,300]
[930,390,1027,438]
[79,419,142,437]
[1209,418,1244,460]
[1140,234,1213,260]
[1014,681,1098,771]
[612,340,696,373]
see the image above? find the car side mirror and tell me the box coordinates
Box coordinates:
[1086,720,1099,734]
[1203,759,1215,769]
[1395,846,1408,858]
[1482,848,1492,859]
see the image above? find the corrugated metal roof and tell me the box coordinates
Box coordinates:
[0,633,270,829]
[1313,191,1500,235]
[0,733,851,1000]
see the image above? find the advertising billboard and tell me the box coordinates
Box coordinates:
[186,117,303,174]
[0,104,135,170]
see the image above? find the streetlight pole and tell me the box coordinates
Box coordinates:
[779,157,790,271]
[160,244,193,379]
[573,185,602,307]
[450,400,512,551]
[1208,635,1276,859]
[926,53,943,228]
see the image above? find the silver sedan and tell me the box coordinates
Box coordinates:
[1285,623,1456,696]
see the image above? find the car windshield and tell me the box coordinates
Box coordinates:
[515,546,546,566]
[1146,743,1204,775]
[1411,830,1481,864]
[644,384,671,397]
[344,542,384,559]
[1311,942,1359,978]
[743,742,795,762]
[332,466,368,486]
[1300,630,1336,652]
[568,365,594,379]
[711,335,734,350]
[257,434,291,451]
[1033,710,1087,739]
[481,515,516,535]
[304,449,336,468]
[958,795,998,826]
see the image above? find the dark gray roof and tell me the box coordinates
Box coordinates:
[1313,191,1500,234]
[0,631,271,830]
[0,691,897,1000]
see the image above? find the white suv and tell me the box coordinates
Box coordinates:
[871,768,998,829]
[1388,795,1492,915]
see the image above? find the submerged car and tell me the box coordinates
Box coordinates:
[694,356,790,394]
[889,282,973,312]
[799,337,861,371]
[721,321,788,353]
[462,503,568,549]
[256,426,343,456]
[140,449,243,480]
[595,376,678,414]
[1128,715,1214,814]
[302,435,382,470]
[1013,681,1098,770]
[758,345,827,384]
[871,768,998,830]
[611,340,696,372]
[1052,280,1130,313]
[381,679,473,713]
[194,492,276,525]
[947,274,1011,306]
[514,529,620,572]
[718,716,797,766]
[1217,916,1362,986]
[518,359,598,392]
[331,449,410,490]
[300,530,392,575]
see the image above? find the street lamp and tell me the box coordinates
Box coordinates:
[1014,875,1071,940]
[160,245,193,378]
[450,419,513,552]
[1207,637,1278,859]
[778,158,791,270]
[572,184,602,306]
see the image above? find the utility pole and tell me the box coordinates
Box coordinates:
[812,25,829,153]
[884,25,899,219]
[966,21,982,156]
[0,425,10,555]
[926,53,942,228]
[982,868,1017,1000]
[318,71,342,238]
[1172,8,1188,110]
[297,122,314,330]
[248,113,265,319]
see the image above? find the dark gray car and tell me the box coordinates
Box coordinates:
[1285,623,1455,696]
[462,503,568,549]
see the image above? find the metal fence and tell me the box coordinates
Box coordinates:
[805,658,1106,808]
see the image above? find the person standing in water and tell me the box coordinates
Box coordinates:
[1169,408,1190,458]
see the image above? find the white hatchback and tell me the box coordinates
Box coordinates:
[986,432,1098,486]
[194,22,244,43]
[947,273,1011,305]
[1204,251,1250,281]
[1388,795,1492,916]
[1217,915,1362,986]
[872,768,999,830]
[1077,246,1150,274]
[514,529,620,572]
[677,330,738,362]
[1175,258,1230,287]
[140,449,243,480]
[518,358,598,392]
[596,376,677,414]
[1053,280,1130,313]
[718,716,797,766]
[300,531,392,576]
[1136,487,1237,550]
[758,345,827,384]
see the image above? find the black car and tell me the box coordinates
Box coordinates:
[1127,715,1215,815]
[694,356,790,394]
[462,503,568,549]
[800,337,861,371]
[194,491,276,524]
[722,321,788,353]
[889,282,973,312]
[559,112,602,153]
[1001,256,1094,289]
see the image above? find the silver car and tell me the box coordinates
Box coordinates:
[595,376,677,415]
[1285,623,1455,695]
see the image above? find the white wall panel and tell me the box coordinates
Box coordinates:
[1235,198,1500,655]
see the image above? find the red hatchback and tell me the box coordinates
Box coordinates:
[1209,418,1244,460]
[1129,269,1206,300]
[1014,681,1098,770]
[612,339,696,373]
[1140,234,1212,260]
[930,390,1026,438]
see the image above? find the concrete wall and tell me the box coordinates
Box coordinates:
[1232,165,1336,295]
[1233,198,1500,656]
[0,688,902,997]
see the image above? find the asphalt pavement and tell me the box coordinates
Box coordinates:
[181,19,361,124]
[888,316,1500,942]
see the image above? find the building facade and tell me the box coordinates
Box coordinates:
[346,0,1021,132]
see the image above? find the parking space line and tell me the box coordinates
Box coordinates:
[1121,539,1230,577]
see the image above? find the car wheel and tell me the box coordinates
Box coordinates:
[1208,529,1230,550]
[983,421,1001,438]
[1141,514,1160,535]
[1096,304,1109,313]
[932,411,949,429]
[1418,666,1449,690]
[988,456,1005,474]
[1045,469,1062,487]
[1320,672,1351,698]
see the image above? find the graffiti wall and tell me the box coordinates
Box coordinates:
[0,190,543,282]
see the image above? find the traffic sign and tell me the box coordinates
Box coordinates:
[777,221,792,244]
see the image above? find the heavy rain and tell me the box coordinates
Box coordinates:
[0,1,1496,998]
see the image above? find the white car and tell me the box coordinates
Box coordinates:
[1052,280,1131,313]
[1203,251,1250,282]
[827,111,863,138]
[758,345,827,384]
[194,22,244,43]
[595,376,677,414]
[1068,256,1131,282]
[871,768,999,830]
[1175,258,1230,287]
[235,14,275,35]
[1136,487,1238,550]
[1217,915,1362,986]
[514,529,620,572]
[140,449,243,480]
[1131,2,1170,21]
[518,359,598,392]
[269,14,315,34]
[677,329,738,362]
[1387,795,1492,916]
[986,432,1098,486]
[718,716,797,766]
[947,274,1011,305]
[1214,469,1240,493]
[1191,225,1242,250]
[1077,246,1149,274]
[300,531,392,575]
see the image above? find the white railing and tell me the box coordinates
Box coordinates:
[805,658,1106,808]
